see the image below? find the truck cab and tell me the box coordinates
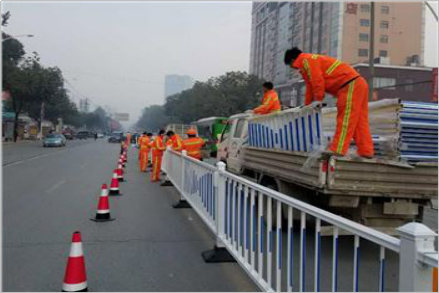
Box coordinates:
[217,112,251,174]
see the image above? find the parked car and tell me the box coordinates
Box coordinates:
[76,131,88,140]
[87,131,96,138]
[43,134,67,147]
[97,133,104,138]
[62,131,74,140]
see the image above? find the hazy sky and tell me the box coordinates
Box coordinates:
[2,1,253,126]
[2,1,438,127]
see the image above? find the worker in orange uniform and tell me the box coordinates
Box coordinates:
[166,130,183,152]
[150,130,166,182]
[138,132,152,172]
[284,47,374,158]
[125,132,132,147]
[182,129,205,160]
[253,82,281,115]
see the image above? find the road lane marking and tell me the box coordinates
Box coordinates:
[45,179,67,194]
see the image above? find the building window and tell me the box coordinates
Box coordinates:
[380,21,389,29]
[359,33,369,42]
[405,79,414,92]
[358,49,369,57]
[373,77,396,89]
[360,4,370,13]
[381,5,389,14]
[360,19,370,27]
[379,50,388,57]
[380,35,389,44]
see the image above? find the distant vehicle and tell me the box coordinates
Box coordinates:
[97,133,104,138]
[193,116,228,157]
[108,131,123,143]
[87,131,96,138]
[43,134,66,147]
[76,131,89,140]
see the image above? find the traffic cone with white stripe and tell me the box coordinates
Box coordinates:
[120,155,126,167]
[116,163,124,182]
[91,184,114,221]
[109,170,121,196]
[62,231,88,292]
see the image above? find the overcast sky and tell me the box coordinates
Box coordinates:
[2,1,438,127]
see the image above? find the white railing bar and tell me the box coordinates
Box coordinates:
[238,183,243,257]
[250,189,256,271]
[276,200,282,292]
[332,226,339,292]
[287,206,293,292]
[219,170,401,253]
[353,235,360,292]
[299,211,306,292]
[417,252,438,268]
[258,191,264,280]
[379,246,385,292]
[267,196,273,288]
[314,218,321,292]
[244,186,249,264]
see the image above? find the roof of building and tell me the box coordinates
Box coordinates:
[352,63,434,72]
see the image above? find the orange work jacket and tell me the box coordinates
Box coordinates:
[291,53,360,105]
[169,134,183,151]
[139,136,151,151]
[150,135,166,155]
[253,89,281,115]
[182,137,205,159]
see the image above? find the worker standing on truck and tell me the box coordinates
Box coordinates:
[284,47,374,158]
[138,132,151,172]
[166,130,183,152]
[150,130,166,182]
[182,128,205,160]
[253,82,281,115]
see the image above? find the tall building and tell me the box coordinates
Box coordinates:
[249,2,425,106]
[164,74,194,99]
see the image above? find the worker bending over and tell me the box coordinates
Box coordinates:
[166,131,183,152]
[182,128,205,160]
[150,130,166,182]
[284,47,374,158]
[253,82,281,115]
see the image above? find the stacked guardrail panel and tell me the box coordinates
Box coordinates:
[399,101,438,162]
[248,103,324,153]
[322,99,437,163]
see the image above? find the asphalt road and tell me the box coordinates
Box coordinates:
[2,139,257,291]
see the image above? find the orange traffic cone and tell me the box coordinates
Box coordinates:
[116,163,124,182]
[120,155,126,167]
[109,170,121,196]
[91,184,114,221]
[62,231,87,292]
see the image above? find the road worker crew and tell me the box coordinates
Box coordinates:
[166,130,183,152]
[150,130,166,182]
[284,47,374,158]
[138,132,152,172]
[182,128,205,160]
[253,82,281,115]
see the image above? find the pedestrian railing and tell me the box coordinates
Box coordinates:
[162,149,438,292]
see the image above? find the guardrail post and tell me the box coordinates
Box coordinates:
[397,222,437,292]
[202,161,236,263]
[172,150,191,209]
[161,146,173,186]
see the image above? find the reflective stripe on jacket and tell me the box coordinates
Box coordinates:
[292,53,360,105]
[183,137,205,159]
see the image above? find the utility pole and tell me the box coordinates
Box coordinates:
[368,2,375,100]
[38,102,45,139]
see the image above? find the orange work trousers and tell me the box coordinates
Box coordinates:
[151,153,163,182]
[139,149,149,172]
[329,77,374,157]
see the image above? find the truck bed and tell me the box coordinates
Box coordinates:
[242,146,437,199]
